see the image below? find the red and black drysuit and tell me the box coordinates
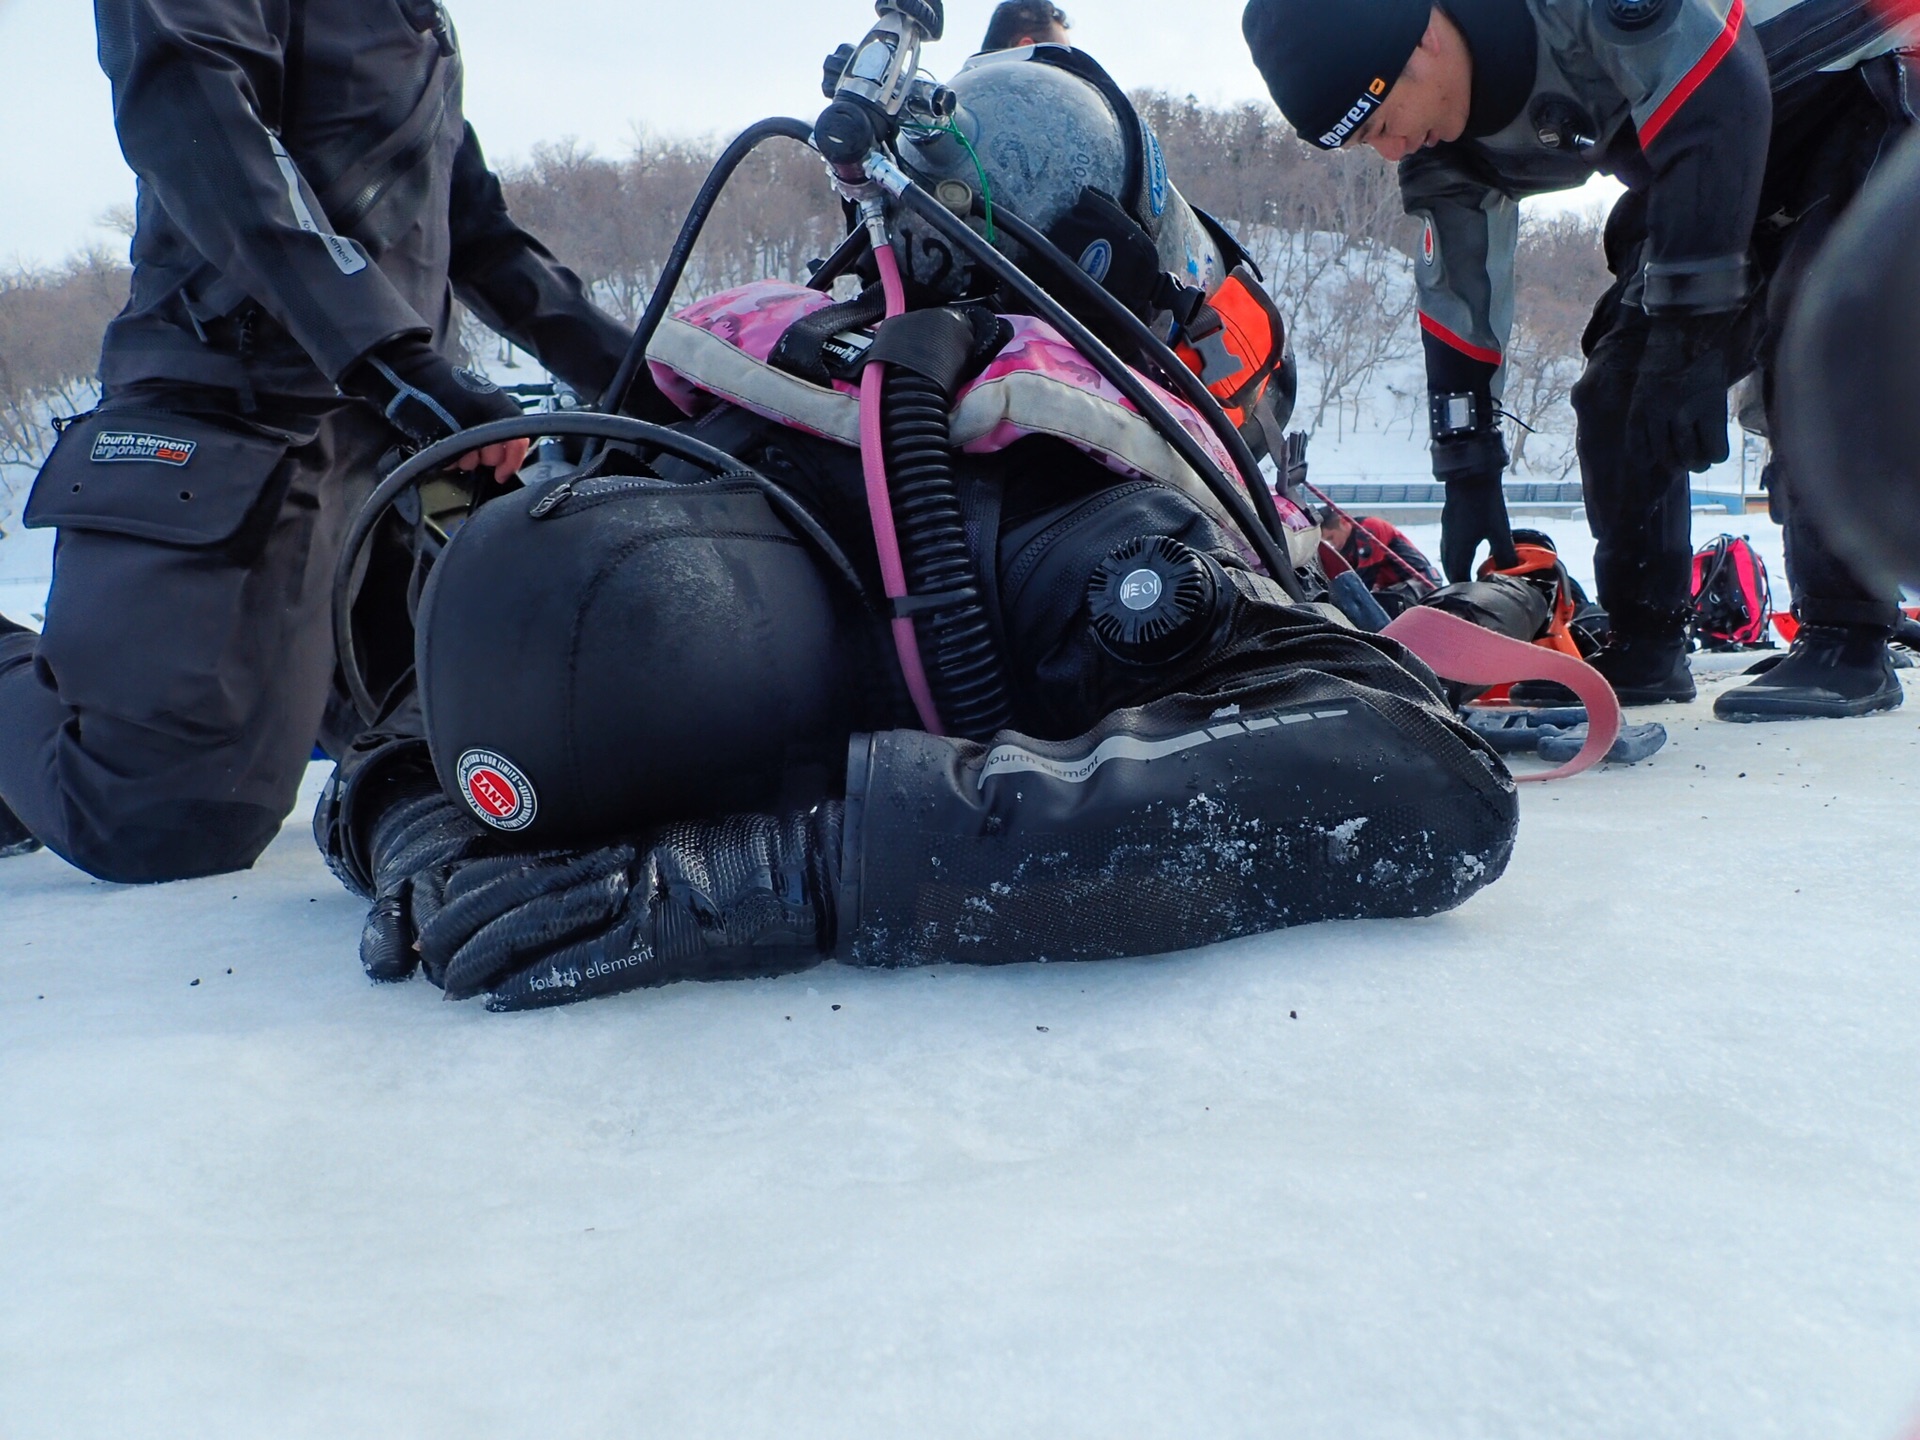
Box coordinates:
[1392,0,1914,636]
[1337,516,1444,613]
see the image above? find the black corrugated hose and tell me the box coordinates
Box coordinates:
[881,366,1012,739]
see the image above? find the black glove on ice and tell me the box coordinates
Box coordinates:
[357,783,493,983]
[341,338,524,449]
[1432,428,1517,583]
[359,808,836,1011]
[1628,317,1733,475]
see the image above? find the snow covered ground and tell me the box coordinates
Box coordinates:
[5,501,1919,1437]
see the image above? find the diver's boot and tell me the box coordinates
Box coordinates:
[1511,611,1694,707]
[1581,607,1697,705]
[1713,624,1903,721]
[1591,634,1696,705]
[0,795,39,859]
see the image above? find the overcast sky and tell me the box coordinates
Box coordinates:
[0,0,1618,267]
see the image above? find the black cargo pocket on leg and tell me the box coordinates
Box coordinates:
[24,407,313,734]
[25,407,305,549]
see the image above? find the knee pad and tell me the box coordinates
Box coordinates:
[418,477,855,846]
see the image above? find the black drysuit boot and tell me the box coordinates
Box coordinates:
[1588,612,1696,705]
[0,797,38,859]
[1516,611,1695,706]
[1713,624,1903,721]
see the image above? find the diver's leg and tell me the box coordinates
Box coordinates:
[1716,109,1907,721]
[841,603,1518,968]
[1571,280,1698,703]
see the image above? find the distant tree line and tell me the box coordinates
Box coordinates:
[0,95,1609,489]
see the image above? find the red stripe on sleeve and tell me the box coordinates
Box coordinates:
[1419,311,1503,366]
[1638,0,1747,148]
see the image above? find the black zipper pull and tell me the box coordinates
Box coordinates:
[528,479,574,519]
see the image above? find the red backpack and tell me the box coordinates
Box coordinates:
[1690,535,1772,650]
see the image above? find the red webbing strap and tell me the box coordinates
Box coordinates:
[1383,607,1624,782]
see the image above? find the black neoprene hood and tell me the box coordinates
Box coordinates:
[1243,0,1432,148]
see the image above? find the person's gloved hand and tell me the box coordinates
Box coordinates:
[1628,316,1733,475]
[341,338,529,482]
[354,809,833,1012]
[357,784,494,984]
[1433,428,1518,582]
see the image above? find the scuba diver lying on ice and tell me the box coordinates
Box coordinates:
[315,5,1537,1010]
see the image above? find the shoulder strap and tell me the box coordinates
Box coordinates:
[1022,48,1147,228]
[768,287,890,386]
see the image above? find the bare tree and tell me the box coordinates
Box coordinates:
[1504,209,1608,475]
[0,252,128,469]
[0,97,1607,480]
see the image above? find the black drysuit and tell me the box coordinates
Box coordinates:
[1390,0,1914,632]
[318,396,1521,1011]
[0,0,629,883]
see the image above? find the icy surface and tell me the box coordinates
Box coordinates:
[4,497,1919,1438]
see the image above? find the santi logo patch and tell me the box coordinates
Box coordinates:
[90,432,197,466]
[1422,219,1437,267]
[457,748,538,831]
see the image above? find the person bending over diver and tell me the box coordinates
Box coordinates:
[982,1,1071,51]
[1243,0,1916,719]
[314,39,1521,1010]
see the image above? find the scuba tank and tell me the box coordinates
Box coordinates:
[894,48,1226,325]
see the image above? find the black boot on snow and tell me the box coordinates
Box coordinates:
[0,796,40,860]
[1713,624,1904,721]
[1511,625,1695,707]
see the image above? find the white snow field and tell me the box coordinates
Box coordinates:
[5,488,1920,1438]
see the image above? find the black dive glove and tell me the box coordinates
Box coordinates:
[341,338,524,449]
[358,807,838,1011]
[1628,317,1733,475]
[1433,428,1518,583]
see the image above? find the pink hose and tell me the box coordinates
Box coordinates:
[861,235,946,735]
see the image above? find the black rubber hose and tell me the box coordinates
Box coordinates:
[881,366,1013,739]
[332,412,870,727]
[984,202,1292,549]
[806,227,872,292]
[597,117,819,414]
[888,179,1304,598]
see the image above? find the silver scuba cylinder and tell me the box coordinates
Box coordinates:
[894,48,1225,315]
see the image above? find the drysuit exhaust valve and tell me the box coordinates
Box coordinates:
[1087,535,1224,665]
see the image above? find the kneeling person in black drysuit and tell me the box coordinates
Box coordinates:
[316,406,1519,1010]
[0,0,642,879]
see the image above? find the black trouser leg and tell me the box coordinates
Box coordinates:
[0,397,389,883]
[1571,281,1697,630]
[1756,134,1903,631]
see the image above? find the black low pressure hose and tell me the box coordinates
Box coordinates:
[806,226,872,292]
[984,202,1292,547]
[881,367,1012,739]
[332,412,869,727]
[597,117,819,415]
[881,172,1304,598]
